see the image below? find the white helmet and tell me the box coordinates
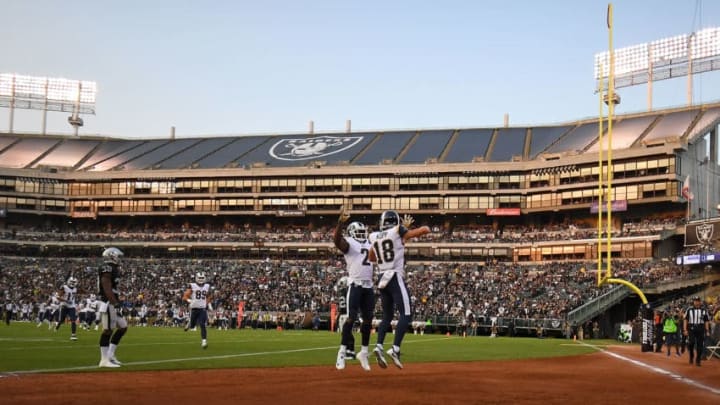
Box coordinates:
[196,272,206,284]
[90,294,96,301]
[102,247,124,265]
[347,221,367,242]
[67,277,78,288]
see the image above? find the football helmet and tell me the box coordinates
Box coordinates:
[379,210,400,231]
[346,221,367,242]
[196,272,206,284]
[67,277,78,288]
[102,247,124,265]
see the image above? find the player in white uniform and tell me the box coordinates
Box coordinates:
[333,210,374,371]
[183,272,212,349]
[48,293,60,330]
[36,301,46,327]
[55,277,80,340]
[369,210,430,369]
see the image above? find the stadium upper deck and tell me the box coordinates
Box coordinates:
[0,103,718,262]
[0,103,718,171]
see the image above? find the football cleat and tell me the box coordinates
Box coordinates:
[202,339,208,349]
[387,348,403,369]
[373,346,387,369]
[357,351,371,371]
[110,357,123,366]
[70,334,78,341]
[98,359,121,368]
[335,347,346,370]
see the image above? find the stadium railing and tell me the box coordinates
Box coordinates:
[567,286,630,325]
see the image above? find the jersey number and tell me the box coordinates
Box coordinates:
[360,248,371,266]
[373,240,395,264]
[194,290,207,300]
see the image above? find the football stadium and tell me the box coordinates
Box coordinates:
[1,3,720,405]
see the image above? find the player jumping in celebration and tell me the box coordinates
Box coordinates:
[183,272,211,349]
[369,210,430,369]
[333,210,374,371]
[98,247,128,368]
[55,276,79,341]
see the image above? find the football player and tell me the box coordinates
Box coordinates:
[55,276,79,341]
[98,247,127,368]
[333,210,374,371]
[183,272,212,349]
[369,211,430,369]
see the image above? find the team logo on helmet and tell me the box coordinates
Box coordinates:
[67,277,78,288]
[347,222,367,242]
[102,247,124,265]
[696,223,714,245]
[196,272,207,284]
[269,136,364,161]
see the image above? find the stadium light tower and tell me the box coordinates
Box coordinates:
[0,73,97,135]
[594,26,720,110]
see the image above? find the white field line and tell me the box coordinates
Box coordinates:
[0,336,451,376]
[578,341,720,396]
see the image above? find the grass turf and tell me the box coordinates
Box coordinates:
[0,322,607,374]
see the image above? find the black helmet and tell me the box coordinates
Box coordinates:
[379,210,400,231]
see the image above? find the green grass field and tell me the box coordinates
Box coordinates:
[0,323,606,374]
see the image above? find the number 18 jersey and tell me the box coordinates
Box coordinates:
[368,226,408,276]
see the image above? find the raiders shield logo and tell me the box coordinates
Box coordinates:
[269,136,364,161]
[696,223,714,245]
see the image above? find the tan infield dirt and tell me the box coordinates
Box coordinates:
[2,350,719,405]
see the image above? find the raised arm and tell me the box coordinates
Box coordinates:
[333,210,351,254]
[400,214,430,243]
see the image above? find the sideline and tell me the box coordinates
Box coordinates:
[0,336,451,376]
[578,341,720,396]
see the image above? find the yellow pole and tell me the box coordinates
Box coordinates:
[597,66,605,287]
[601,3,648,306]
[606,3,614,282]
[606,278,648,304]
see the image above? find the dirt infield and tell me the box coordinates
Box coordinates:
[2,349,719,405]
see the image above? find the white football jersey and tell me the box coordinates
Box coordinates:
[368,226,407,276]
[189,282,210,309]
[61,285,77,308]
[49,296,60,310]
[343,237,374,283]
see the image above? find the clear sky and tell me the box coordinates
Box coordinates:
[0,0,718,138]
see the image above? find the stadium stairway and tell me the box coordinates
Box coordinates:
[567,286,630,325]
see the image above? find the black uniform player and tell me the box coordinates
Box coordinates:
[98,247,128,368]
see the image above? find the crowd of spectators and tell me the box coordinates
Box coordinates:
[0,255,699,329]
[0,215,684,245]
